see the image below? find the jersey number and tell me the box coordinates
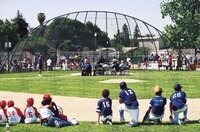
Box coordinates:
[173,93,181,98]
[103,102,110,108]
[125,90,133,96]
[28,112,33,118]
[8,111,15,117]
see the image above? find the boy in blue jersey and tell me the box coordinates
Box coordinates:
[142,86,166,124]
[169,84,188,125]
[118,82,139,127]
[96,89,113,125]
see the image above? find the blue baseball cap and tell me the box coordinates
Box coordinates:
[174,84,183,89]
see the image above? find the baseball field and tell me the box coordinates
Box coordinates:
[0,70,200,131]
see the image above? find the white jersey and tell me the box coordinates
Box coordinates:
[39,107,52,119]
[0,109,7,123]
[7,107,21,123]
[24,106,38,124]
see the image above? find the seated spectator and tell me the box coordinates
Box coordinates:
[24,98,39,124]
[99,56,106,64]
[142,86,166,124]
[0,100,8,123]
[7,100,24,123]
[82,60,92,76]
[119,60,126,74]
[93,61,103,76]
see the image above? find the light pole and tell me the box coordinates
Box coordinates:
[93,33,97,73]
[176,38,183,70]
[4,36,12,73]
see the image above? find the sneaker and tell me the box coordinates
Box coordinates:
[154,119,161,125]
[106,120,112,125]
[179,118,189,125]
[120,118,125,124]
[126,122,138,127]
[54,120,61,128]
[169,116,173,123]
[70,118,79,125]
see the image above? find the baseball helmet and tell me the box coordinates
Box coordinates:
[0,100,6,108]
[27,98,34,107]
[43,93,52,100]
[7,100,14,107]
[174,84,182,91]
[120,81,127,89]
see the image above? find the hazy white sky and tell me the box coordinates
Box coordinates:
[0,0,172,31]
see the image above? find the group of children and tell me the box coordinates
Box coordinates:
[0,82,197,128]
[0,94,78,128]
[96,82,191,127]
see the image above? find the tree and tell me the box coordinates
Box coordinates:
[37,13,46,26]
[121,24,130,47]
[12,10,29,39]
[161,0,200,48]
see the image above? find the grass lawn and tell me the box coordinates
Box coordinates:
[0,70,200,131]
[0,121,200,132]
[0,70,199,99]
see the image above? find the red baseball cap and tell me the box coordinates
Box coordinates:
[43,93,52,100]
[27,98,34,107]
[0,100,6,108]
[7,100,14,107]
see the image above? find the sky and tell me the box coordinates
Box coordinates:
[0,0,172,32]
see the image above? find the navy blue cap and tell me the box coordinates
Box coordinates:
[174,84,183,89]
[120,81,127,89]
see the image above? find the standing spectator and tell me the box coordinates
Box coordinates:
[142,86,166,124]
[24,98,39,124]
[38,55,44,77]
[169,84,188,125]
[96,89,112,125]
[0,100,8,123]
[7,100,24,123]
[46,58,52,71]
[168,55,173,70]
[158,58,162,70]
[143,55,148,69]
[118,82,139,127]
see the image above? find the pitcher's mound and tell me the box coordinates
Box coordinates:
[99,79,146,83]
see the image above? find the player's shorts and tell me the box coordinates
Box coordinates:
[100,115,113,124]
[173,105,187,114]
[147,112,164,121]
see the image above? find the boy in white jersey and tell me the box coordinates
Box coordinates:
[6,100,24,123]
[0,100,8,123]
[24,98,39,123]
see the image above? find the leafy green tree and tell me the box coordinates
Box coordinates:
[12,10,29,39]
[161,0,200,48]
[121,24,130,47]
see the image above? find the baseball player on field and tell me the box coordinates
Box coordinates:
[0,100,8,123]
[96,89,113,125]
[142,86,166,124]
[24,98,39,124]
[169,84,188,125]
[118,81,139,127]
[6,100,25,123]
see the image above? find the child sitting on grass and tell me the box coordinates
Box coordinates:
[96,89,113,125]
[24,97,39,124]
[0,100,8,123]
[7,100,24,123]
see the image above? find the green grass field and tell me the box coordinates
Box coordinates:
[0,70,200,131]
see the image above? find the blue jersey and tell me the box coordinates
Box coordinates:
[119,88,139,109]
[170,91,187,111]
[150,96,166,117]
[96,97,112,116]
